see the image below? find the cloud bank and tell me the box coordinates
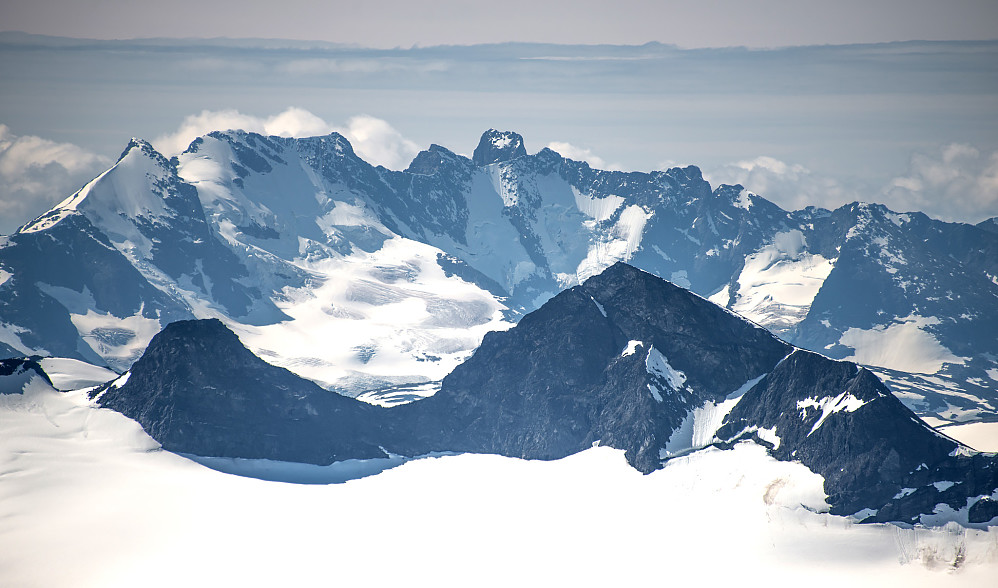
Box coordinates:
[705,156,861,214]
[706,146,998,224]
[881,144,998,223]
[154,108,421,171]
[0,125,110,235]
[342,115,421,171]
[547,141,607,170]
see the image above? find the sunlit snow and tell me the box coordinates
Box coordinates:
[663,374,767,457]
[934,421,998,452]
[37,357,117,390]
[571,186,624,222]
[621,340,643,357]
[839,315,967,374]
[1,377,995,586]
[232,237,510,396]
[729,229,835,335]
[797,391,868,436]
[645,345,687,403]
[68,307,162,373]
[576,204,653,282]
[0,321,38,356]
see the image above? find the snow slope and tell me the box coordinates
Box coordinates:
[718,229,835,336]
[934,421,998,452]
[2,129,997,423]
[228,237,509,395]
[37,357,117,390]
[1,378,994,587]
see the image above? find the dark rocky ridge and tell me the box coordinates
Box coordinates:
[3,129,997,424]
[0,357,52,394]
[96,318,387,464]
[94,263,998,526]
[396,262,790,473]
[472,129,527,166]
[716,350,998,522]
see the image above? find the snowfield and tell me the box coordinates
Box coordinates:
[229,236,511,396]
[840,314,967,375]
[934,421,998,453]
[1,376,996,587]
[718,229,836,336]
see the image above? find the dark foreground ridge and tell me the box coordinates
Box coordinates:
[0,357,52,394]
[96,318,387,464]
[93,263,998,526]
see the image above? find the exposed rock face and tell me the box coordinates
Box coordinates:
[715,350,997,522]
[96,319,386,464]
[94,264,998,526]
[3,129,996,421]
[472,129,527,166]
[0,357,51,394]
[397,262,789,473]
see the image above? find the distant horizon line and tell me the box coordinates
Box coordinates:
[3,30,997,53]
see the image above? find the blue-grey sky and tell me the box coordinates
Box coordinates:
[3,0,998,48]
[0,1,997,233]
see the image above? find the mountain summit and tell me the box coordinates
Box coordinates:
[96,318,386,464]
[2,128,996,423]
[94,263,998,527]
[472,129,527,165]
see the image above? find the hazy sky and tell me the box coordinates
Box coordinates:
[3,0,998,48]
[1,1,997,233]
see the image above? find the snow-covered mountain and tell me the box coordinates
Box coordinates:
[1,128,996,423]
[89,264,998,526]
[2,366,992,585]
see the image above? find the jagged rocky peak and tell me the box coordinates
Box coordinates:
[86,265,998,525]
[16,135,178,236]
[580,263,790,394]
[714,348,998,525]
[400,262,792,473]
[290,131,356,155]
[472,129,527,166]
[117,137,169,167]
[134,317,239,355]
[405,144,466,175]
[109,136,172,179]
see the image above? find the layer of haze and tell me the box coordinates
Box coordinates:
[1,10,997,232]
[3,0,998,48]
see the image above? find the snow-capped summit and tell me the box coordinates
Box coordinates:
[20,137,175,236]
[472,129,527,166]
[1,127,996,423]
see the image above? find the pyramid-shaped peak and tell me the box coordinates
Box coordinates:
[472,129,527,166]
[117,137,169,166]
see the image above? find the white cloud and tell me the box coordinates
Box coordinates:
[153,107,336,156]
[0,125,110,235]
[705,145,998,223]
[0,110,423,234]
[656,159,686,170]
[154,108,421,171]
[341,115,421,171]
[880,144,998,223]
[546,141,622,171]
[705,156,861,213]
